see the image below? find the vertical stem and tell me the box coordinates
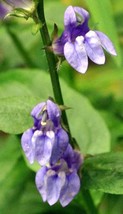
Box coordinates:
[37,0,71,135]
[82,189,99,214]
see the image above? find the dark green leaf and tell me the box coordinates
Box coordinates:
[0,158,31,214]
[0,135,31,213]
[0,135,21,184]
[82,152,123,194]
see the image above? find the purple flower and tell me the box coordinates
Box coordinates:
[21,99,69,166]
[0,0,32,19]
[35,144,83,207]
[52,6,117,74]
[0,1,11,19]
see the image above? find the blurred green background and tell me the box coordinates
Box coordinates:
[0,0,123,213]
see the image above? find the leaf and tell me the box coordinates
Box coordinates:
[0,158,31,214]
[62,84,110,154]
[0,135,31,213]
[82,152,123,194]
[85,0,122,66]
[0,81,33,98]
[0,135,21,184]
[100,194,123,214]
[0,96,41,134]
[0,69,110,154]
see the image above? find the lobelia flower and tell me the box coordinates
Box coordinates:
[21,99,69,166]
[52,5,117,74]
[35,144,83,207]
[0,0,32,19]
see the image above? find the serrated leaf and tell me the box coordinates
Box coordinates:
[82,152,123,194]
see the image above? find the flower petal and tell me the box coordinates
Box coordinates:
[60,172,80,207]
[64,36,88,73]
[31,102,45,120]
[21,128,34,164]
[35,166,48,202]
[6,0,32,8]
[46,170,66,205]
[85,30,105,64]
[0,2,11,19]
[47,100,61,127]
[74,6,89,22]
[63,144,83,171]
[95,31,117,56]
[50,128,69,165]
[64,5,76,27]
[33,131,54,165]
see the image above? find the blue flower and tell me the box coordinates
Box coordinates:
[35,144,83,207]
[21,99,69,166]
[52,6,117,74]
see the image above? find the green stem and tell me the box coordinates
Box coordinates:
[5,22,36,68]
[82,188,99,214]
[37,0,71,136]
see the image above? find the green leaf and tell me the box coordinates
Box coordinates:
[0,69,110,154]
[86,0,122,66]
[0,158,31,214]
[0,135,21,184]
[99,194,123,214]
[62,85,110,154]
[82,152,123,194]
[0,96,41,134]
[0,135,31,213]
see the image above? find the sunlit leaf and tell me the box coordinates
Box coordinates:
[0,96,41,134]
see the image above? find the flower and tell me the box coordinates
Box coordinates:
[0,1,11,19]
[21,99,83,206]
[0,0,32,19]
[21,99,69,166]
[35,144,83,207]
[52,6,117,74]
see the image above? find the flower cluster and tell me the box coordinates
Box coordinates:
[0,0,32,19]
[52,6,117,74]
[21,99,83,207]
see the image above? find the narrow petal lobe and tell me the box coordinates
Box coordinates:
[64,36,88,73]
[85,30,105,64]
[95,31,117,56]
[64,5,76,27]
